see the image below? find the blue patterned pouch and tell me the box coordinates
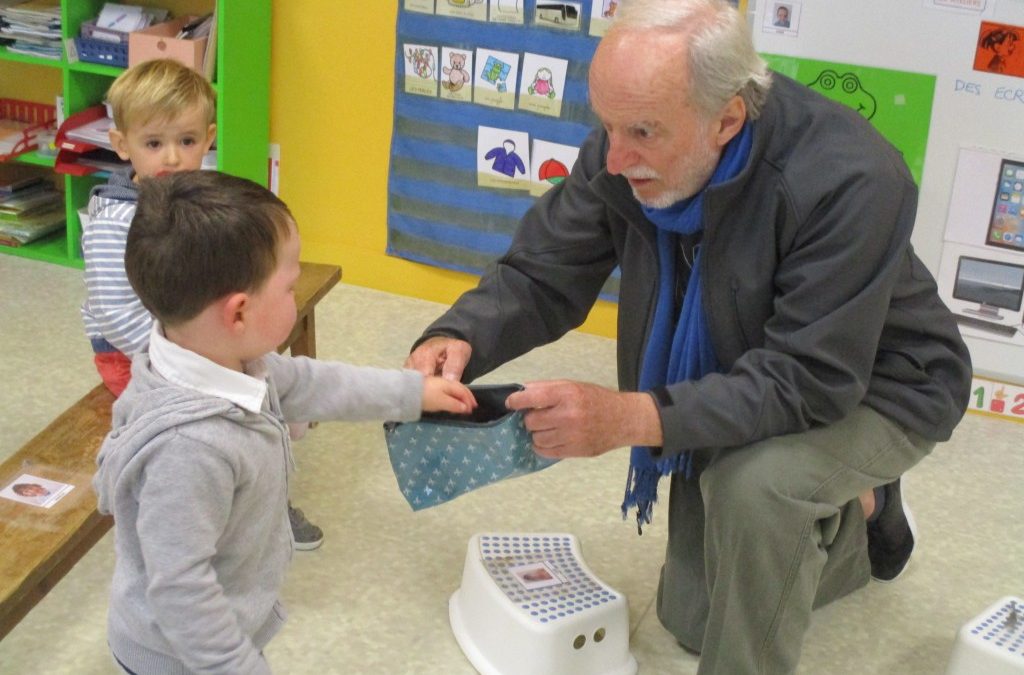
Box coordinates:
[384,384,559,511]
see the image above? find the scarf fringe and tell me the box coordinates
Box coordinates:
[621,450,692,534]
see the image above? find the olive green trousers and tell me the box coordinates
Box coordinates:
[656,405,934,674]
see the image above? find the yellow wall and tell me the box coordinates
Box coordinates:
[0,61,61,105]
[269,1,617,338]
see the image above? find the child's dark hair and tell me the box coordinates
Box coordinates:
[125,171,294,326]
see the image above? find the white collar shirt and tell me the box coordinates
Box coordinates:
[147,322,269,414]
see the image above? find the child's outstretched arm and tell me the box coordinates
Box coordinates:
[423,376,477,414]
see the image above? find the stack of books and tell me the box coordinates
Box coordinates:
[0,0,62,60]
[0,164,64,247]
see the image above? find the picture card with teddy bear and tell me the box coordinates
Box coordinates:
[440,47,474,102]
[518,53,569,118]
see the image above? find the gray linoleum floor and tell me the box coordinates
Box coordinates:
[0,253,1021,674]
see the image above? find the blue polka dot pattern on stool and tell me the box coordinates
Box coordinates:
[384,384,558,510]
[480,534,618,625]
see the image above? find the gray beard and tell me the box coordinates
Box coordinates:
[631,144,720,210]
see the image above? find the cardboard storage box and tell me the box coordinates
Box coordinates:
[128,16,208,74]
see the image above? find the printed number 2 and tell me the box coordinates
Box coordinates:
[1012,393,1024,416]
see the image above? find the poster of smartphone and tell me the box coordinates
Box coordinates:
[986,159,1024,252]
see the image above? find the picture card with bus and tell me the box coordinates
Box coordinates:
[518,53,569,118]
[533,2,582,31]
[489,0,524,25]
[403,43,439,97]
[530,138,579,196]
[474,48,520,110]
[440,47,474,102]
[478,126,531,191]
[436,0,487,22]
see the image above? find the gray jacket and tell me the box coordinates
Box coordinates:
[94,352,422,674]
[420,73,972,454]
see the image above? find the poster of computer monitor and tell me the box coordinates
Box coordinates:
[985,158,1024,252]
[952,255,1024,320]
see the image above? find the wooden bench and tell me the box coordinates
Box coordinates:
[0,261,341,641]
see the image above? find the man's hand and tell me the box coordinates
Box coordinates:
[505,380,663,458]
[405,336,472,381]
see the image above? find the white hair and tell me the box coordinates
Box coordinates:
[608,0,772,119]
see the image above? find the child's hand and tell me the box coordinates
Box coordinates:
[422,376,477,414]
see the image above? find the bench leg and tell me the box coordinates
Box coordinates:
[289,311,316,359]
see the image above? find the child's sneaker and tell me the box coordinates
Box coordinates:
[288,503,324,551]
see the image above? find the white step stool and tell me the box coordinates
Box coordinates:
[946,596,1024,675]
[449,533,638,675]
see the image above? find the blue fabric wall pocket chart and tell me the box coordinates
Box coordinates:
[384,384,558,510]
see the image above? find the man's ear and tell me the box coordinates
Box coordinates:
[221,292,250,333]
[713,95,747,148]
[109,128,131,161]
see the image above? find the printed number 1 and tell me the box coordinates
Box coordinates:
[972,386,985,409]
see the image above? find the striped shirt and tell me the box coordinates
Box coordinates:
[81,171,150,356]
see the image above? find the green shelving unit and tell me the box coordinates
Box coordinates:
[0,0,270,269]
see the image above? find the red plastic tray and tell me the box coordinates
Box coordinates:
[0,99,58,162]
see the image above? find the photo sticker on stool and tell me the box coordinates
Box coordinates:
[384,384,558,510]
[509,560,566,590]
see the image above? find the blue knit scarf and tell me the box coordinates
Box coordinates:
[622,122,753,532]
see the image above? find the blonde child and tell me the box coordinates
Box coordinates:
[81,58,216,397]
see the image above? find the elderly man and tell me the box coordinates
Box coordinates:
[407,0,972,672]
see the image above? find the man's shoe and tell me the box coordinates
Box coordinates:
[867,478,917,582]
[288,504,324,551]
